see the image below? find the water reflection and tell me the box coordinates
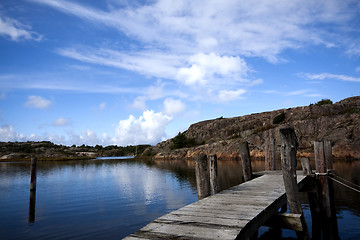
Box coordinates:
[0,158,359,239]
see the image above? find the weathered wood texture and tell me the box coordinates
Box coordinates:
[264,135,276,171]
[300,157,312,175]
[280,128,310,240]
[209,155,219,195]
[123,172,307,240]
[239,142,253,182]
[194,154,210,200]
[314,141,339,240]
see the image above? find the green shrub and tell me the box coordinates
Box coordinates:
[273,112,285,124]
[315,99,333,106]
[171,132,201,150]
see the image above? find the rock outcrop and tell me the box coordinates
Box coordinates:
[151,96,360,160]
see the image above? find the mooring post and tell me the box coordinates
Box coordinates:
[300,157,312,175]
[194,153,210,200]
[265,134,276,171]
[209,154,219,195]
[239,142,253,182]
[29,157,37,222]
[323,140,333,171]
[279,128,310,240]
[314,141,339,240]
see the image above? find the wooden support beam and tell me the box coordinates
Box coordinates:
[265,133,276,171]
[264,213,303,232]
[209,155,219,195]
[314,141,339,240]
[300,157,312,175]
[194,154,210,200]
[280,128,310,240]
[239,142,253,182]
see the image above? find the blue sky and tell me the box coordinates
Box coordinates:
[1,0,360,146]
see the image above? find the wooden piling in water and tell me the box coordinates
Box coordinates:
[239,142,253,182]
[324,140,333,171]
[194,154,210,200]
[279,128,310,240]
[29,157,37,222]
[314,141,339,240]
[265,134,276,171]
[208,155,219,195]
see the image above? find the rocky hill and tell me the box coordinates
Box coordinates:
[150,96,360,160]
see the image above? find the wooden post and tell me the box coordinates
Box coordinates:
[194,154,210,200]
[300,157,312,175]
[265,134,276,171]
[280,128,310,240]
[314,141,339,240]
[29,157,37,222]
[209,155,219,195]
[239,142,252,182]
[324,140,333,171]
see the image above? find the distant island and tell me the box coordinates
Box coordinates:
[0,142,152,161]
[2,96,359,161]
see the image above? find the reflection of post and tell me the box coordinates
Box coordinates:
[239,142,252,182]
[209,155,219,195]
[194,154,210,200]
[279,128,310,239]
[314,141,339,240]
[29,157,37,222]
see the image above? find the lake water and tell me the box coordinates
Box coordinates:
[0,158,359,239]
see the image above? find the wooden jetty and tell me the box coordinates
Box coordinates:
[123,128,339,240]
[123,171,308,240]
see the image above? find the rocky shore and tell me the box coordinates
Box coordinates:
[150,96,360,160]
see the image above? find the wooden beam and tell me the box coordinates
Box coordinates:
[239,142,253,182]
[194,154,210,200]
[264,213,303,232]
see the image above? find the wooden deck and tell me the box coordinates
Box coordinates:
[123,172,308,240]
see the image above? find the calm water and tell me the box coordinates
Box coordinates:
[0,158,359,239]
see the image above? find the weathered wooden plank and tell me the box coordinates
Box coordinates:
[264,213,303,231]
[156,213,249,228]
[137,222,241,240]
[169,209,260,220]
[123,236,152,240]
[123,173,309,240]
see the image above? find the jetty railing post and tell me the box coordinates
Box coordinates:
[194,154,210,200]
[314,141,339,240]
[324,140,333,171]
[300,157,312,175]
[239,142,253,182]
[29,157,37,222]
[209,154,219,195]
[265,134,276,171]
[279,128,310,240]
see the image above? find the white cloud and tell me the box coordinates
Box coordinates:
[33,0,360,61]
[163,98,185,116]
[176,53,249,86]
[218,89,246,102]
[25,95,52,109]
[0,15,42,41]
[53,117,70,126]
[0,125,25,142]
[303,73,360,82]
[112,110,172,145]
